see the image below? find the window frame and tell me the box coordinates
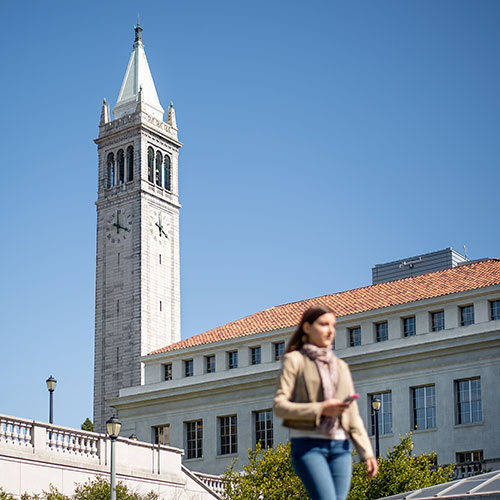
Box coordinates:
[219,415,237,455]
[274,342,285,361]
[184,359,194,377]
[164,363,172,381]
[375,322,388,342]
[431,310,445,332]
[490,300,500,320]
[411,385,436,430]
[228,351,238,369]
[403,316,416,337]
[369,392,392,435]
[349,327,361,347]
[185,420,203,459]
[460,305,475,326]
[153,424,170,445]
[254,409,273,450]
[205,355,216,374]
[455,377,482,425]
[250,346,261,365]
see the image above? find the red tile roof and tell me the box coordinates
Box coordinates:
[150,259,500,355]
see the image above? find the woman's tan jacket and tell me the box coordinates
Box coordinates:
[274,349,374,461]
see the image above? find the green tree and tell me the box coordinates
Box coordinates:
[13,477,158,500]
[348,433,454,500]
[222,442,308,500]
[80,418,94,432]
[222,434,454,500]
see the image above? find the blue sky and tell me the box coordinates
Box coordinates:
[1,0,499,429]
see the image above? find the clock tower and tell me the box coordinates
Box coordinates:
[93,24,181,432]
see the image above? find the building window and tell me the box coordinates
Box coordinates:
[456,450,483,463]
[228,351,238,369]
[184,359,193,377]
[411,385,436,430]
[349,327,361,347]
[107,152,115,188]
[376,322,388,342]
[255,410,273,449]
[153,424,170,445]
[186,420,203,459]
[117,149,125,185]
[403,316,416,337]
[274,342,285,361]
[491,300,500,320]
[155,151,162,186]
[431,311,445,332]
[126,145,134,181]
[455,378,482,424]
[219,415,237,455]
[147,147,154,182]
[205,355,215,374]
[164,363,172,381]
[460,305,475,326]
[490,300,500,321]
[164,155,171,191]
[370,392,392,435]
[251,346,261,365]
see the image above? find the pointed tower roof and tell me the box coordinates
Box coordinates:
[113,23,165,121]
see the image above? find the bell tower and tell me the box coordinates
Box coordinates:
[93,24,181,432]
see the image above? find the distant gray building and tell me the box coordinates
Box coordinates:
[372,248,468,284]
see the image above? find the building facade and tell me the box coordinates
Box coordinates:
[93,24,181,432]
[110,258,500,475]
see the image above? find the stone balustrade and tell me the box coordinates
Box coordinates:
[0,414,220,499]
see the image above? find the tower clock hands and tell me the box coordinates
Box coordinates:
[112,210,130,233]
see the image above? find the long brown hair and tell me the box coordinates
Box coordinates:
[286,305,335,353]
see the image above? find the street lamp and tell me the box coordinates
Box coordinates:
[371,397,381,459]
[106,415,122,500]
[46,376,57,424]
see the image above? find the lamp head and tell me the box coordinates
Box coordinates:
[106,415,122,439]
[46,376,57,392]
[371,398,381,411]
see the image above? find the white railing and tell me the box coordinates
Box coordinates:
[47,427,100,458]
[0,416,32,448]
[194,472,225,496]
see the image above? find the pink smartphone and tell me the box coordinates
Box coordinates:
[343,393,359,404]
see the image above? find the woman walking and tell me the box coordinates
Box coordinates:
[274,306,378,500]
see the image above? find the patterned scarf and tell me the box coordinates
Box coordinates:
[301,343,339,436]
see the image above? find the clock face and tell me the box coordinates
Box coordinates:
[150,210,170,245]
[106,208,133,243]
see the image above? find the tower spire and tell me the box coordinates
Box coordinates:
[113,23,164,121]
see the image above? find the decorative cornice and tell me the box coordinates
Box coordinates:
[96,110,181,147]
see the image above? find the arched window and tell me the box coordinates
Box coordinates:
[155,151,162,186]
[117,149,125,185]
[164,155,171,191]
[126,146,134,181]
[148,147,154,182]
[107,152,115,188]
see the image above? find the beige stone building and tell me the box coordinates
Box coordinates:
[110,255,500,476]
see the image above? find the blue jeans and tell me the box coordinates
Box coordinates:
[291,438,352,500]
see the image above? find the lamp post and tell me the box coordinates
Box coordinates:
[46,376,57,424]
[371,398,381,459]
[106,415,122,500]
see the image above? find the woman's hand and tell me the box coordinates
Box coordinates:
[366,457,378,478]
[321,398,349,417]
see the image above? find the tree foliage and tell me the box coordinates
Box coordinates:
[222,434,454,500]
[11,477,158,500]
[222,442,308,500]
[80,418,94,432]
[348,434,454,500]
